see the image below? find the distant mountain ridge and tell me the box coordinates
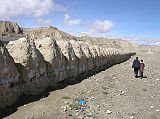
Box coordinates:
[0,20,138,50]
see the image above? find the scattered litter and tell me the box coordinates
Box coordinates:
[79,99,87,105]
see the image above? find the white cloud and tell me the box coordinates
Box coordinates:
[0,0,65,19]
[36,18,52,26]
[89,20,113,33]
[64,14,81,26]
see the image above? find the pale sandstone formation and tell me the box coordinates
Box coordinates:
[0,21,137,110]
[56,39,79,80]
[23,26,76,41]
[69,40,88,75]
[94,45,105,67]
[79,36,139,51]
[0,21,23,35]
[77,41,95,71]
[0,40,19,109]
[0,21,24,45]
[34,37,67,83]
[88,45,99,69]
[7,38,48,94]
[0,36,136,109]
[100,47,110,65]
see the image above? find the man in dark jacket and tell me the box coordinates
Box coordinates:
[132,57,140,78]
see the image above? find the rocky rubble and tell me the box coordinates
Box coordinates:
[0,21,136,109]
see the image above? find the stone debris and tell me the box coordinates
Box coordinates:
[130,116,134,119]
[156,109,160,112]
[105,110,112,114]
[151,106,154,109]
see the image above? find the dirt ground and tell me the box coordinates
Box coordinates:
[3,46,160,119]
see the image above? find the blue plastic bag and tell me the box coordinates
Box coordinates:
[79,99,86,105]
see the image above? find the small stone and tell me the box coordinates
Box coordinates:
[142,88,147,91]
[156,109,160,112]
[130,116,134,119]
[24,104,26,107]
[68,113,72,116]
[90,97,95,100]
[64,100,69,104]
[78,116,84,119]
[97,105,100,108]
[87,91,90,94]
[63,106,67,112]
[106,110,112,114]
[88,112,92,116]
[156,79,160,81]
[151,106,154,109]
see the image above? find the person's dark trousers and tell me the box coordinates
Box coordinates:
[134,67,139,77]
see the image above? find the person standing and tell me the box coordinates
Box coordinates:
[132,57,140,78]
[139,60,145,79]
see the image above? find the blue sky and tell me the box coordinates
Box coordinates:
[0,0,160,45]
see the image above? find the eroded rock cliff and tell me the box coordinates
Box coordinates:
[0,21,137,109]
[0,40,19,109]
[7,38,48,94]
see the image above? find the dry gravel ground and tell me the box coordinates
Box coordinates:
[3,46,160,119]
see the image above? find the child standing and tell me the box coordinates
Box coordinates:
[139,60,145,79]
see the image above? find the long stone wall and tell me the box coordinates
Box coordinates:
[0,36,136,109]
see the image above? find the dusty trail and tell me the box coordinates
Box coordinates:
[3,46,160,119]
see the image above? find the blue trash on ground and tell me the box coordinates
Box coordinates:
[79,99,86,105]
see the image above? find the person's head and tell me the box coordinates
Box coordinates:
[136,57,138,60]
[141,60,143,62]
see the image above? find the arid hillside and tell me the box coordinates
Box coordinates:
[0,21,138,51]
